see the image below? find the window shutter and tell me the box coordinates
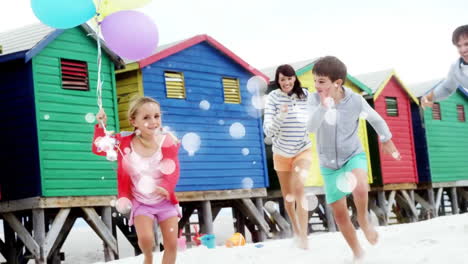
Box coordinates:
[223,77,241,104]
[165,71,185,99]
[457,105,465,122]
[61,59,89,91]
[385,97,398,117]
[432,103,441,120]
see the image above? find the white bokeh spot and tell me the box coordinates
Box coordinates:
[85,113,96,123]
[230,122,246,139]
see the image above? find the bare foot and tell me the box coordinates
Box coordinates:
[363,225,379,245]
[353,248,365,263]
[297,235,309,250]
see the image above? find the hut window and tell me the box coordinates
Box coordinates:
[165,71,186,99]
[60,59,89,91]
[432,103,441,120]
[223,77,241,104]
[385,97,398,117]
[457,105,465,122]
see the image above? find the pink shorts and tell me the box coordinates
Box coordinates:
[129,199,181,226]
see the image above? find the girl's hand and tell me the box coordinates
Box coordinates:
[96,108,107,127]
[154,186,169,199]
[381,139,401,160]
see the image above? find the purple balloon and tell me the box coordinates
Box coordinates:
[101,10,158,61]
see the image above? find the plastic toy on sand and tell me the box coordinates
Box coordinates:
[225,232,246,248]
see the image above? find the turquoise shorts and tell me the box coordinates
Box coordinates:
[320,152,368,204]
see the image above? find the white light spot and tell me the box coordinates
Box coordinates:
[331,160,335,164]
[252,161,257,165]
[299,170,308,181]
[106,150,117,161]
[109,199,116,207]
[294,166,300,172]
[241,148,250,156]
[115,197,132,214]
[112,212,117,217]
[242,177,254,189]
[359,112,369,119]
[304,194,319,211]
[392,152,400,159]
[124,147,131,154]
[324,109,337,125]
[85,113,96,123]
[336,172,358,193]
[264,201,276,212]
[251,95,267,110]
[233,218,237,223]
[247,76,268,94]
[44,114,50,120]
[285,194,295,203]
[160,159,176,175]
[324,97,335,109]
[218,120,225,125]
[264,137,273,145]
[199,100,210,110]
[170,228,174,232]
[137,176,157,194]
[101,176,105,180]
[230,122,246,139]
[182,133,201,156]
[379,135,386,141]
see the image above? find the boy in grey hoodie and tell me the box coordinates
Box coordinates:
[307,56,400,262]
[422,24,468,107]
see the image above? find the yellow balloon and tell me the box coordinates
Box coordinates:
[94,0,152,20]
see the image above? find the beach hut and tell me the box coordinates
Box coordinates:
[356,69,419,186]
[0,23,123,263]
[409,80,468,216]
[115,34,272,240]
[0,23,123,201]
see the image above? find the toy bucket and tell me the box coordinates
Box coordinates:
[177,230,187,251]
[200,234,216,249]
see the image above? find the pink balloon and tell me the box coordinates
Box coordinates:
[101,10,158,61]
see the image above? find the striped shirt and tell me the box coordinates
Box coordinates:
[263,88,312,157]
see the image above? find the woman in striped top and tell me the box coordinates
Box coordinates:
[263,64,312,249]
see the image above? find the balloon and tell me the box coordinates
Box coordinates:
[31,0,96,29]
[94,0,152,20]
[101,10,158,61]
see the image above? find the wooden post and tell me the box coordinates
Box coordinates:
[324,204,336,232]
[102,207,117,261]
[376,191,388,225]
[32,209,46,264]
[427,188,436,217]
[4,220,19,264]
[435,188,443,216]
[386,191,396,223]
[254,198,267,241]
[201,201,214,234]
[450,187,459,215]
[232,206,245,237]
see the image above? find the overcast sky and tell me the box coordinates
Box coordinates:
[1,0,466,84]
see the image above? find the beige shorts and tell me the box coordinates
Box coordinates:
[273,149,312,172]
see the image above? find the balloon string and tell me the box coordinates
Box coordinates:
[95,0,106,132]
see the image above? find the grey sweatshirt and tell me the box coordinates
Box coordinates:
[433,58,468,101]
[307,87,392,170]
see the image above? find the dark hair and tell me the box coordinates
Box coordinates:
[452,24,468,45]
[312,56,347,84]
[274,64,306,99]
